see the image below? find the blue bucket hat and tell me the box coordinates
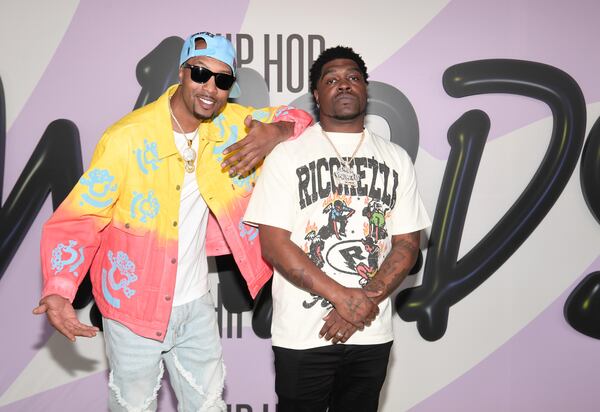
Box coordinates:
[179,32,241,98]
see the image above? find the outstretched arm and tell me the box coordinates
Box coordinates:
[33,294,99,342]
[258,224,381,329]
[36,129,128,341]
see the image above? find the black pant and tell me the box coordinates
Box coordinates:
[273,342,393,412]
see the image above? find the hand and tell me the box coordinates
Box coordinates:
[221,116,293,177]
[319,309,358,344]
[330,287,382,329]
[32,294,99,342]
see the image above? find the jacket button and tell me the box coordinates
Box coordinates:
[165,296,171,301]
[156,331,162,337]
[125,223,130,229]
[171,258,177,264]
[173,221,178,227]
[176,185,181,191]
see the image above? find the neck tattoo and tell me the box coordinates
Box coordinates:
[169,95,199,173]
[320,127,365,188]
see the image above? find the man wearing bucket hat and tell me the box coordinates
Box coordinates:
[33,32,312,411]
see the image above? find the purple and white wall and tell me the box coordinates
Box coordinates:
[1,1,599,411]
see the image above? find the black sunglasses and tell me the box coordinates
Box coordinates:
[182,63,236,91]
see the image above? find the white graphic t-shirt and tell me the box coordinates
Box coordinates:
[244,124,430,349]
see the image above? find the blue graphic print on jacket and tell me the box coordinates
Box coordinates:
[135,139,161,175]
[79,168,118,208]
[50,240,85,276]
[102,250,138,309]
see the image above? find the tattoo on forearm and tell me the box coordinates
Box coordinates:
[367,232,420,298]
[364,278,385,293]
[395,237,419,254]
[282,267,315,290]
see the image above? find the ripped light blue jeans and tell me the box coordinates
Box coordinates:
[103,293,226,412]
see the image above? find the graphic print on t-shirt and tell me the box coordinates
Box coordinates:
[298,156,396,312]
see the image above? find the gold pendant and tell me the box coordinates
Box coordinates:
[184,161,195,173]
[333,164,359,187]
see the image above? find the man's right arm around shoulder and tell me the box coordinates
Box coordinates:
[220,106,312,177]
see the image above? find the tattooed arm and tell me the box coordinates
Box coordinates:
[259,224,381,329]
[363,231,421,303]
[320,231,420,343]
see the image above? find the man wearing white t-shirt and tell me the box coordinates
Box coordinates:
[34,33,311,411]
[244,46,431,412]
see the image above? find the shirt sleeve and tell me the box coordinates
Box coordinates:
[244,142,298,232]
[389,146,431,235]
[40,129,128,301]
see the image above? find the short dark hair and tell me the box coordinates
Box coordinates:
[309,46,369,93]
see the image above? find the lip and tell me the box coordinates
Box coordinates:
[334,92,356,103]
[196,95,216,109]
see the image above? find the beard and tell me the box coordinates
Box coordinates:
[192,102,219,121]
[333,111,362,121]
[193,111,214,121]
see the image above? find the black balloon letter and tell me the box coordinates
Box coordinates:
[397,60,586,341]
[564,115,600,339]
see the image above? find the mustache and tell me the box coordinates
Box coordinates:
[334,90,356,99]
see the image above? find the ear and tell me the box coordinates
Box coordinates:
[313,90,319,106]
[178,66,184,84]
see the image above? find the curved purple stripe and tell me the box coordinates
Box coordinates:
[372,0,600,159]
[410,255,600,412]
[0,0,249,396]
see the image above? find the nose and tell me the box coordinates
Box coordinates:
[201,75,218,94]
[337,78,351,91]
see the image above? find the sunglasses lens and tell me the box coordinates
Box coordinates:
[188,66,235,91]
[190,67,212,84]
[214,74,236,90]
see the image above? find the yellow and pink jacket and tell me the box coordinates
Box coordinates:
[40,85,312,340]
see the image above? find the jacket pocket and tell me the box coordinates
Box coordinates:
[95,212,151,314]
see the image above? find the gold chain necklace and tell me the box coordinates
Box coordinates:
[168,96,199,173]
[320,127,364,187]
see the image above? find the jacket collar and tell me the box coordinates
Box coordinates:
[154,85,181,159]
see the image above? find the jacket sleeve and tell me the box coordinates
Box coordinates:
[272,106,313,139]
[245,106,313,139]
[40,129,128,302]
